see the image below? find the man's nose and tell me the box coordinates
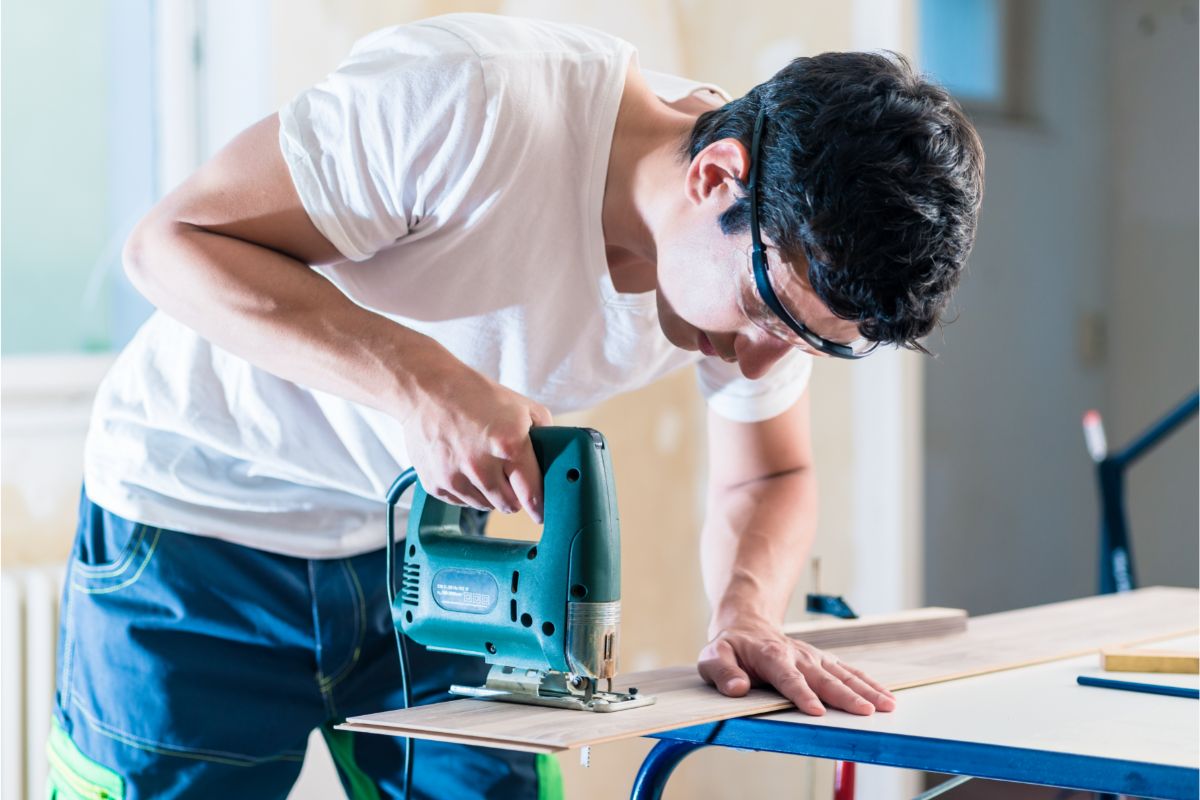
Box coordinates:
[734,333,793,379]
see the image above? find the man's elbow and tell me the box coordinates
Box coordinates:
[122,213,177,302]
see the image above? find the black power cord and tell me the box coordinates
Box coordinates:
[385,468,419,799]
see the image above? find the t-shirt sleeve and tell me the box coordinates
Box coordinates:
[640,68,731,105]
[277,24,488,262]
[696,349,814,422]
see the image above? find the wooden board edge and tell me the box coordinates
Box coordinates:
[880,626,1200,692]
[342,694,800,752]
[1110,627,1200,651]
[336,722,566,754]
[782,607,967,635]
[552,699,798,751]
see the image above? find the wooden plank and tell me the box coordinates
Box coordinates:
[826,586,1200,691]
[783,606,967,649]
[1102,647,1200,674]
[339,586,1199,753]
[340,666,786,754]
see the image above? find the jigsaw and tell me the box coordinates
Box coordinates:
[386,426,654,713]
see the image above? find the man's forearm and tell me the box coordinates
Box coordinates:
[125,223,456,424]
[701,466,817,636]
[119,111,470,426]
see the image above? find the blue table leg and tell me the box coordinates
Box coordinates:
[631,740,707,800]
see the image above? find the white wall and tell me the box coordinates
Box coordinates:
[923,0,1198,617]
[1,356,115,566]
[1107,0,1199,588]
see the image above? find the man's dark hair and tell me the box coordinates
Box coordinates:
[685,52,984,350]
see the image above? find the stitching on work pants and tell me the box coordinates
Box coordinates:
[306,560,339,719]
[318,559,367,695]
[72,528,162,595]
[71,523,147,579]
[70,700,306,767]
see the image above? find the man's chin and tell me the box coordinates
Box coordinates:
[654,295,696,352]
[659,320,697,353]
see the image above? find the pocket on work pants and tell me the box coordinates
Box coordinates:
[57,487,164,726]
[53,491,317,797]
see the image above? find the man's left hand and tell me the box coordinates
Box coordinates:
[697,616,896,716]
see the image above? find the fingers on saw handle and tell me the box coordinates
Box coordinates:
[444,473,490,512]
[506,407,553,524]
[466,461,521,516]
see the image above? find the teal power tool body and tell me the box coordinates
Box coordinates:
[391,426,654,712]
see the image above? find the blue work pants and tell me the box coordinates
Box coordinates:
[49,489,559,799]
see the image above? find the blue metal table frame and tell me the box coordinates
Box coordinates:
[631,716,1198,800]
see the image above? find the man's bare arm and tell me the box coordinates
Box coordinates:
[124,113,551,519]
[701,394,817,631]
[696,392,895,715]
[125,113,437,420]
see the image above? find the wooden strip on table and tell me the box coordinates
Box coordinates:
[339,586,1199,753]
[825,585,1199,691]
[783,607,967,649]
[1102,647,1200,674]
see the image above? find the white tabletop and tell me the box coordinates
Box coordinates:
[762,634,1199,769]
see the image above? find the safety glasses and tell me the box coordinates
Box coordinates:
[743,107,878,359]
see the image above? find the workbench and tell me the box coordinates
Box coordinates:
[342,588,1198,798]
[633,633,1200,800]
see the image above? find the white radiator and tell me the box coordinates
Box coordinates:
[1,565,66,800]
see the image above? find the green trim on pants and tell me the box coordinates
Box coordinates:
[321,725,562,800]
[47,719,125,800]
[320,726,382,800]
[536,753,565,800]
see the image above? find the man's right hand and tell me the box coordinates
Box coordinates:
[402,361,553,523]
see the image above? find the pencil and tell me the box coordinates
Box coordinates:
[1077,675,1200,699]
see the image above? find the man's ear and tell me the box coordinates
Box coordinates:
[684,138,751,206]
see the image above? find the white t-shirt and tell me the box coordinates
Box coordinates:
[84,14,812,558]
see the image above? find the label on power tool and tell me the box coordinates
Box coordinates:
[431,568,498,615]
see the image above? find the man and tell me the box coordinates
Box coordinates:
[51,13,983,800]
